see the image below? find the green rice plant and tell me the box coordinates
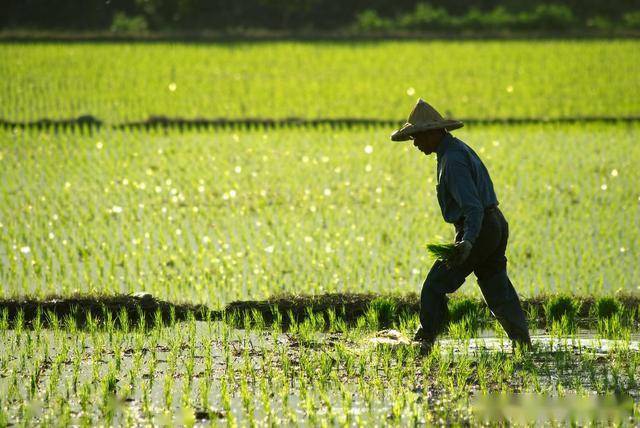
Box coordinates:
[313,310,327,331]
[198,378,211,414]
[240,376,255,426]
[241,311,253,331]
[369,297,397,328]
[447,317,478,340]
[397,312,420,339]
[140,378,151,420]
[592,296,621,319]
[525,304,540,330]
[103,306,116,333]
[169,307,177,327]
[260,376,276,424]
[6,370,19,404]
[32,308,43,331]
[545,295,580,325]
[102,364,118,398]
[624,354,638,391]
[448,298,480,322]
[330,311,348,334]
[596,313,630,340]
[298,307,325,332]
[0,309,7,330]
[363,306,380,331]
[220,373,231,415]
[163,373,174,409]
[135,306,147,331]
[448,298,486,338]
[118,308,130,332]
[82,310,96,332]
[0,405,7,428]
[44,310,59,330]
[179,378,191,409]
[3,42,638,122]
[426,242,456,261]
[14,310,24,333]
[184,350,195,383]
[453,356,475,392]
[491,318,507,339]
[550,314,577,336]
[296,318,318,346]
[251,309,266,330]
[1,124,639,302]
[153,309,164,330]
[270,305,283,331]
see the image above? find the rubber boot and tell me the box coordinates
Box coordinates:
[478,270,532,348]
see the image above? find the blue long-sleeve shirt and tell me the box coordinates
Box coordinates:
[435,133,498,245]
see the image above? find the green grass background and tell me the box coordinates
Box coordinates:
[1,40,638,122]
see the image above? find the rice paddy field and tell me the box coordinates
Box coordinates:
[1,40,640,425]
[1,41,639,122]
[2,123,639,303]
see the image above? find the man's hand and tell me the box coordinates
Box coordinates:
[447,240,473,268]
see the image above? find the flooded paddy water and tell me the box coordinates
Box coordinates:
[1,314,640,426]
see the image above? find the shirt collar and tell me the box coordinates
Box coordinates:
[436,132,454,161]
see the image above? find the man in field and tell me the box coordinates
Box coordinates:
[391,99,531,349]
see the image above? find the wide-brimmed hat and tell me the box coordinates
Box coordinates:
[390,99,463,141]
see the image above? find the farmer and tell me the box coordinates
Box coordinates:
[391,99,531,348]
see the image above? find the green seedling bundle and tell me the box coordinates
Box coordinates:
[426,242,457,261]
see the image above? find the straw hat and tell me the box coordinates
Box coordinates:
[390,99,463,141]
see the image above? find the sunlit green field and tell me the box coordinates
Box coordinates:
[2,39,640,426]
[1,40,639,122]
[1,123,638,305]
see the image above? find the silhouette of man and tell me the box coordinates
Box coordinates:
[391,99,531,349]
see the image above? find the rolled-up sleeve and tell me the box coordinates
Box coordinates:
[444,160,484,245]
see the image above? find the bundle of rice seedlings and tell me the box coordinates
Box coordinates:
[426,243,456,261]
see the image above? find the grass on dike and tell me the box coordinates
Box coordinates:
[1,291,639,336]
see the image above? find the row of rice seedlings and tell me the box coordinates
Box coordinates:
[4,42,638,122]
[2,309,640,424]
[542,294,639,339]
[6,291,637,340]
[2,124,638,303]
[1,294,634,420]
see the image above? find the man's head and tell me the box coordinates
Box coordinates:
[411,128,447,155]
[390,99,463,142]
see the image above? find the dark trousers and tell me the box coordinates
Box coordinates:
[420,206,531,344]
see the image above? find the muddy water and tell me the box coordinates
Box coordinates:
[438,335,640,354]
[1,322,639,426]
[368,327,640,353]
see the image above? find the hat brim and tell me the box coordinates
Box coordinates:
[390,120,464,142]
